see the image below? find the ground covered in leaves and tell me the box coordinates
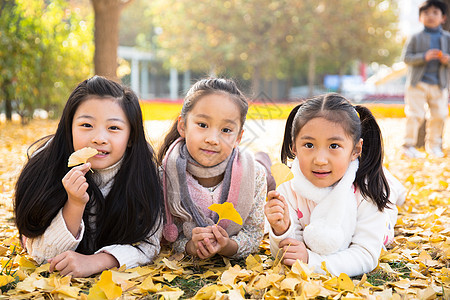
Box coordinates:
[0,116,449,299]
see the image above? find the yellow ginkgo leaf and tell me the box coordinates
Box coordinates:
[87,283,107,300]
[0,275,15,287]
[208,202,243,225]
[96,270,122,300]
[337,273,355,291]
[270,163,294,188]
[68,147,98,167]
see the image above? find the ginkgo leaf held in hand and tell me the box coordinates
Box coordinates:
[208,202,243,225]
[270,162,294,188]
[68,147,98,167]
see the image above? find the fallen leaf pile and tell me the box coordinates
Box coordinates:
[0,117,449,299]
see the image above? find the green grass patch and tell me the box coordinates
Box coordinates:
[361,260,411,286]
[168,276,218,299]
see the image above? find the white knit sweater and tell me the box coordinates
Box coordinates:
[269,168,404,277]
[25,160,162,269]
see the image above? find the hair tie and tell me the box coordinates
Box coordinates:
[354,106,360,119]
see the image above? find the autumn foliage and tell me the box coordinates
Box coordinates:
[0,109,449,299]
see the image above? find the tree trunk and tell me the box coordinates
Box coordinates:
[284,75,292,100]
[271,79,278,100]
[92,0,131,82]
[4,78,12,120]
[5,98,12,120]
[337,66,345,94]
[251,65,261,99]
[307,51,316,97]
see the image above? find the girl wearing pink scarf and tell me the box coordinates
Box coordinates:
[158,78,267,259]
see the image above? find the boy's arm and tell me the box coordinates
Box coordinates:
[402,36,427,66]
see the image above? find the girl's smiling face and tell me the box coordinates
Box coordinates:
[293,117,362,188]
[72,97,131,169]
[177,93,243,167]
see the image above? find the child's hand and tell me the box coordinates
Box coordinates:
[187,226,216,257]
[425,49,442,61]
[197,225,237,258]
[439,53,450,64]
[48,250,119,277]
[62,163,91,207]
[188,226,238,259]
[265,190,290,236]
[278,238,308,266]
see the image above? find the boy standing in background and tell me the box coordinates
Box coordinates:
[402,0,450,158]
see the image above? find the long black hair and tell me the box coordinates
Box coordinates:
[14,76,163,254]
[281,93,390,211]
[157,78,248,164]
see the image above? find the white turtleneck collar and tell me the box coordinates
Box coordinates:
[92,157,124,196]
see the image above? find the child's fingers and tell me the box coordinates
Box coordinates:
[71,162,91,174]
[197,241,211,258]
[265,202,285,214]
[192,231,215,243]
[282,257,296,266]
[264,201,286,220]
[192,227,213,235]
[49,253,67,273]
[62,168,89,193]
[197,249,208,259]
[72,176,88,191]
[265,200,286,219]
[212,225,229,247]
[59,265,72,277]
[202,237,218,254]
[269,193,288,211]
[212,225,228,238]
[267,190,280,201]
[65,163,91,178]
[279,238,301,248]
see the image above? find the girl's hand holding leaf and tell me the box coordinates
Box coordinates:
[188,226,215,256]
[62,163,91,237]
[193,225,238,258]
[189,203,241,258]
[265,190,290,236]
[62,163,91,207]
[279,238,308,266]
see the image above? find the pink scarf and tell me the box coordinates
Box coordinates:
[162,138,255,242]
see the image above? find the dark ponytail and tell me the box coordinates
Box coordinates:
[281,104,302,164]
[157,120,180,164]
[354,105,390,211]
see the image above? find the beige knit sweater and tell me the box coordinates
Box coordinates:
[25,160,162,268]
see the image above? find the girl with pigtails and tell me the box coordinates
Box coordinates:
[264,93,405,277]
